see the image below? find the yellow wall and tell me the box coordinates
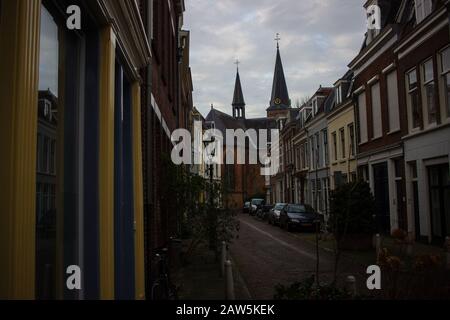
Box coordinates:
[0,0,41,299]
[327,103,357,189]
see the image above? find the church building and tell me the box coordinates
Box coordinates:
[205,38,293,208]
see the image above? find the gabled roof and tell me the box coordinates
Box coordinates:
[205,107,277,146]
[267,47,290,111]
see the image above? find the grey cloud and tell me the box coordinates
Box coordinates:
[185,0,367,118]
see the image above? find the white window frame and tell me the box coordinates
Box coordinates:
[386,70,401,133]
[371,82,383,140]
[339,128,346,160]
[415,0,433,24]
[438,45,450,123]
[358,91,368,144]
[421,57,437,127]
[406,68,421,133]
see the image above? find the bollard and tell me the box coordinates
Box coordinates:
[445,237,450,269]
[375,234,381,262]
[221,241,227,277]
[346,275,357,297]
[225,260,235,300]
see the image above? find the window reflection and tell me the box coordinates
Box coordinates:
[38,6,59,96]
[36,5,59,300]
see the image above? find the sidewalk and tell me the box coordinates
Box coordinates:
[173,241,251,300]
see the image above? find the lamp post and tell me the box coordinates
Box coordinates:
[203,136,217,252]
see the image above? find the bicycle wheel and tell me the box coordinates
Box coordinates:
[151,281,169,300]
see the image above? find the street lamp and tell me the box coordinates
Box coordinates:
[203,135,217,251]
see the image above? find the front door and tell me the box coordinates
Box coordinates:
[428,164,450,243]
[373,163,391,234]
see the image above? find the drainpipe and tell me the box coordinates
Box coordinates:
[145,0,154,292]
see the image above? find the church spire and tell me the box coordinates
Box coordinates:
[232,60,246,119]
[268,34,290,111]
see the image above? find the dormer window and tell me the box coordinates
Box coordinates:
[312,98,318,115]
[415,0,433,24]
[336,85,343,105]
[366,1,381,45]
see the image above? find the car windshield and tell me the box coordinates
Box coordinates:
[287,205,307,213]
[244,202,250,206]
[275,203,286,210]
[251,199,264,205]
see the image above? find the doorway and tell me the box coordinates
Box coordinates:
[428,164,450,243]
[373,162,391,234]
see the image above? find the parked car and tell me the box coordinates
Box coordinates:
[267,203,287,226]
[242,201,251,214]
[256,204,274,220]
[249,198,265,216]
[280,204,323,231]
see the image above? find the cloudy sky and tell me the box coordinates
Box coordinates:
[184,0,367,118]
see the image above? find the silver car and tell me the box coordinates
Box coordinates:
[267,203,287,226]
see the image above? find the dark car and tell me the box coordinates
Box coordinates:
[250,199,265,216]
[280,204,322,231]
[242,201,251,214]
[267,203,287,226]
[256,204,274,220]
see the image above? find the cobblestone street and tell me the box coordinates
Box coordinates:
[230,214,373,300]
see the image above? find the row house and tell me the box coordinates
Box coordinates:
[327,71,358,190]
[289,88,333,220]
[350,0,450,243]
[350,0,408,235]
[396,0,450,244]
[141,0,189,296]
[273,0,449,245]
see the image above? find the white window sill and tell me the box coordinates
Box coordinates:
[359,140,369,146]
[387,129,401,135]
[371,136,383,142]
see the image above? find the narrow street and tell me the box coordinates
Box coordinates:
[230,213,370,300]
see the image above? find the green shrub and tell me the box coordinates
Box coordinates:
[329,181,375,239]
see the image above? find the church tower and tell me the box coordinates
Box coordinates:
[267,34,291,119]
[232,62,246,119]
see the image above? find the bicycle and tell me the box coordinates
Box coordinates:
[150,247,179,300]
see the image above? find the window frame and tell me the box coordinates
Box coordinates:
[421,57,437,126]
[348,123,356,157]
[339,128,346,160]
[439,45,450,122]
[415,0,433,24]
[332,132,338,162]
[406,68,422,132]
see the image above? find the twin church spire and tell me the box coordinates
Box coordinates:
[232,34,291,120]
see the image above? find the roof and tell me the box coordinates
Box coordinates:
[205,107,277,146]
[267,47,291,111]
[232,69,245,107]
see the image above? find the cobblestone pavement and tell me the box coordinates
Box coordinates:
[230,213,372,300]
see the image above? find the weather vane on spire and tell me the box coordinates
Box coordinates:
[275,33,281,49]
[234,58,240,71]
